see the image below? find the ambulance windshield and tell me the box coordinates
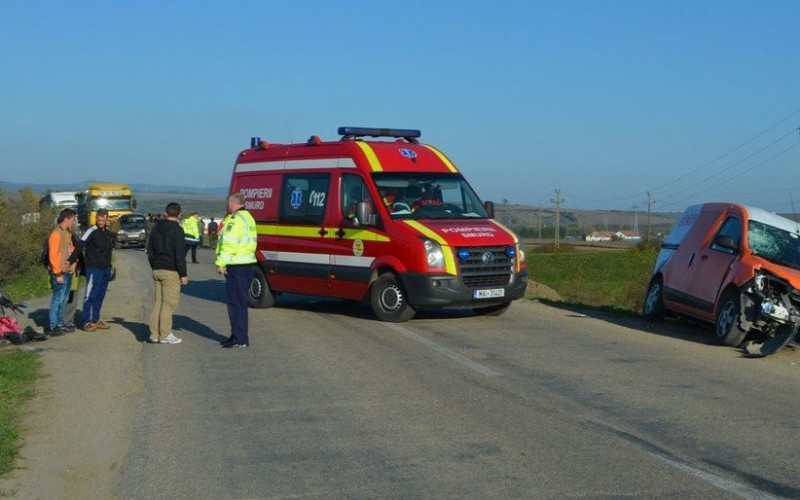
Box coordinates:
[373,173,489,220]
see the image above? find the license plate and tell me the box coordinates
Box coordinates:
[474,288,505,299]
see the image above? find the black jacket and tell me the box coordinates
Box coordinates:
[70,224,114,268]
[147,219,187,277]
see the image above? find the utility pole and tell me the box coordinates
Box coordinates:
[551,190,563,247]
[646,191,655,241]
[537,204,543,241]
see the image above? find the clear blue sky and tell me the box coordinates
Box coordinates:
[2,1,799,212]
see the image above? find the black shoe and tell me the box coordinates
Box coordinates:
[47,326,66,336]
[222,343,248,348]
[62,324,75,333]
[192,261,199,264]
[219,337,234,346]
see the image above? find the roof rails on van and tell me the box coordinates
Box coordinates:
[338,126,421,144]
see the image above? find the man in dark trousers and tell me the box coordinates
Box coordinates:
[206,217,219,249]
[147,203,188,345]
[215,193,257,348]
[70,208,115,331]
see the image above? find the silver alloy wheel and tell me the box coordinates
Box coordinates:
[379,284,403,311]
[716,301,736,338]
[644,282,661,315]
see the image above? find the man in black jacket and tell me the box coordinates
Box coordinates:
[70,208,115,331]
[146,203,188,345]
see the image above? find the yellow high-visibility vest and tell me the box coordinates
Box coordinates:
[215,209,257,267]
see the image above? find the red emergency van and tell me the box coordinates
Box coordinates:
[229,127,528,322]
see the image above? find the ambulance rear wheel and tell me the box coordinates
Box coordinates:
[370,273,415,322]
[248,266,274,308]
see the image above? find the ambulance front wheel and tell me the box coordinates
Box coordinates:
[370,273,415,322]
[248,266,275,308]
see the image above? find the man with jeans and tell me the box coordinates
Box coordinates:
[47,208,77,335]
[70,208,115,331]
[147,202,188,344]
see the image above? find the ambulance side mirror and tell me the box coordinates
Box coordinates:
[355,201,375,227]
[484,201,495,218]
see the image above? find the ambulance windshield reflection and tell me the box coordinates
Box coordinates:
[373,173,489,220]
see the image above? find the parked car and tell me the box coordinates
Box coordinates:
[643,203,800,356]
[115,213,147,248]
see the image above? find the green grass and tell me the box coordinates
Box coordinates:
[528,246,658,313]
[2,267,50,303]
[0,351,41,475]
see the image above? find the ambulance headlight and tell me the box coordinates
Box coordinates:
[422,238,444,268]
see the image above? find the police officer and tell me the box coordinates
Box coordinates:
[215,193,257,348]
[182,212,201,263]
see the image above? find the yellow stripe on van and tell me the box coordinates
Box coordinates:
[403,220,457,275]
[423,145,459,173]
[257,224,389,242]
[490,220,522,272]
[354,142,383,172]
[256,224,279,236]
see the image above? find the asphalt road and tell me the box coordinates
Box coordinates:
[113,248,800,499]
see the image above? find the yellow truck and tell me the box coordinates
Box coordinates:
[76,183,136,229]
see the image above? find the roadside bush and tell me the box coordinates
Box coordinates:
[0,188,54,288]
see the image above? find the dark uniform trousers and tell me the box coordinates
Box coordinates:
[226,265,253,344]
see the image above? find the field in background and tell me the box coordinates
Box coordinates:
[527,244,658,313]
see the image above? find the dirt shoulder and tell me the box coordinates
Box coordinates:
[0,252,148,499]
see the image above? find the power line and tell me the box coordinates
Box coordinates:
[647,106,800,194]
[567,107,800,205]
[656,127,799,204]
[659,139,800,209]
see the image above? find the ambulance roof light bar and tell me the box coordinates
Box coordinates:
[338,126,421,144]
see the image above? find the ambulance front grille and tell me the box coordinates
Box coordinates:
[457,246,512,288]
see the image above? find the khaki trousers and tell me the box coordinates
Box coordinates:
[149,269,181,341]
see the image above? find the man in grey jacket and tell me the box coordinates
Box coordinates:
[146,203,188,345]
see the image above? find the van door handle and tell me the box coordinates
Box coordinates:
[700,254,709,261]
[318,228,328,237]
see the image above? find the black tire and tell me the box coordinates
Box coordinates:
[744,323,797,357]
[715,293,748,346]
[643,277,666,321]
[248,266,275,308]
[370,273,415,322]
[473,302,511,316]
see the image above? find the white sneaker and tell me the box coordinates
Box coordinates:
[160,333,182,345]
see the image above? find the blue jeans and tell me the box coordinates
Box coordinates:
[82,266,112,324]
[49,272,73,330]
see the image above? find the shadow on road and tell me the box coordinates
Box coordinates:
[274,293,476,322]
[536,299,800,358]
[537,299,718,346]
[180,278,227,304]
[173,314,227,343]
[109,316,151,342]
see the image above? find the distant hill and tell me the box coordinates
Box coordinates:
[494,204,681,238]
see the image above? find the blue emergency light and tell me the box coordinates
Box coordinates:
[338,127,421,143]
[457,249,471,261]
